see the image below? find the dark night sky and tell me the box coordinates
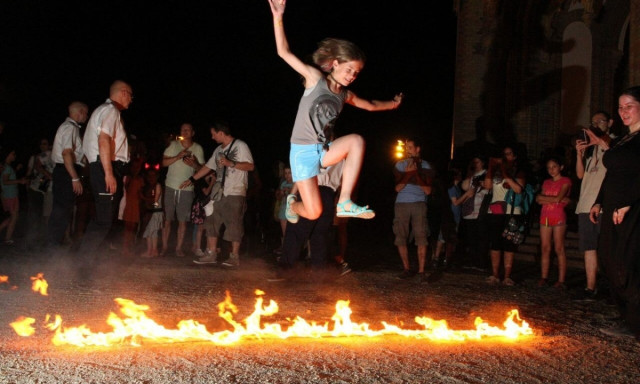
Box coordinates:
[1,0,456,212]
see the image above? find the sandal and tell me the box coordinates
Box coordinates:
[336,199,375,219]
[285,194,299,224]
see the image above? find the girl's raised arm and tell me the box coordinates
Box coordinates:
[267,0,321,87]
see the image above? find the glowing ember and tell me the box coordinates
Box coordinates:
[0,275,8,284]
[11,290,533,347]
[10,316,36,337]
[30,273,49,296]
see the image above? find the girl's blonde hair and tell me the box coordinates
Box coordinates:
[312,38,366,73]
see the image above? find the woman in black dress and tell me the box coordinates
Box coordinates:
[590,86,640,339]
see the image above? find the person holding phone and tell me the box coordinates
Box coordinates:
[573,111,614,301]
[161,123,205,257]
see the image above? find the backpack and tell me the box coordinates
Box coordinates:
[505,183,535,215]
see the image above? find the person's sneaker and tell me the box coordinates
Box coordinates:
[536,278,548,288]
[222,253,240,268]
[193,248,205,258]
[193,249,217,265]
[486,275,500,285]
[599,324,636,339]
[502,277,516,286]
[418,272,428,284]
[397,269,416,280]
[573,288,598,302]
[338,262,352,276]
[285,194,299,224]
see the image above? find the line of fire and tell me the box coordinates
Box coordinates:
[4,274,533,348]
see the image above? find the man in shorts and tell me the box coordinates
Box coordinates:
[573,111,614,300]
[161,123,204,257]
[184,121,254,268]
[393,137,433,283]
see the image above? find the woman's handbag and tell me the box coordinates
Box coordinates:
[502,215,527,245]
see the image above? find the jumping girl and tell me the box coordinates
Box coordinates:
[267,0,404,223]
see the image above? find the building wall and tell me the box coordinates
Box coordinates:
[453,0,632,165]
[452,0,490,152]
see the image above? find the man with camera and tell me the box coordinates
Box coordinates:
[574,111,615,301]
[161,123,205,257]
[393,137,434,282]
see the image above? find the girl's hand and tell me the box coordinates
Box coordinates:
[391,92,404,109]
[613,206,630,225]
[268,0,286,16]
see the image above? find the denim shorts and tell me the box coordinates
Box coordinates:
[290,143,326,182]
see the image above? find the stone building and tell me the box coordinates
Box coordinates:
[452,0,637,165]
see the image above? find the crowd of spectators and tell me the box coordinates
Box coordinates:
[1,81,639,341]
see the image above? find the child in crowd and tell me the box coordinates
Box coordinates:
[536,156,572,289]
[121,158,144,256]
[274,165,294,254]
[0,149,27,244]
[140,166,163,258]
[434,168,468,268]
[191,169,215,257]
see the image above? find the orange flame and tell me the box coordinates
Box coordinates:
[13,290,533,347]
[0,275,8,284]
[10,316,36,337]
[30,273,48,296]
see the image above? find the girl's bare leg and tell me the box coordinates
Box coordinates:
[321,134,365,205]
[5,208,18,241]
[504,251,514,279]
[291,177,322,220]
[490,250,501,278]
[553,225,567,283]
[539,225,553,280]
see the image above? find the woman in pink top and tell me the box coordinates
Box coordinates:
[536,156,572,289]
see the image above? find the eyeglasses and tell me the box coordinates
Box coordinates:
[503,151,514,156]
[591,119,606,127]
[122,89,134,100]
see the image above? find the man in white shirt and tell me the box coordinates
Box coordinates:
[183,121,254,268]
[161,123,204,257]
[48,101,88,246]
[77,80,132,257]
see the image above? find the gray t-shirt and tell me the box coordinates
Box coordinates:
[290,77,346,145]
